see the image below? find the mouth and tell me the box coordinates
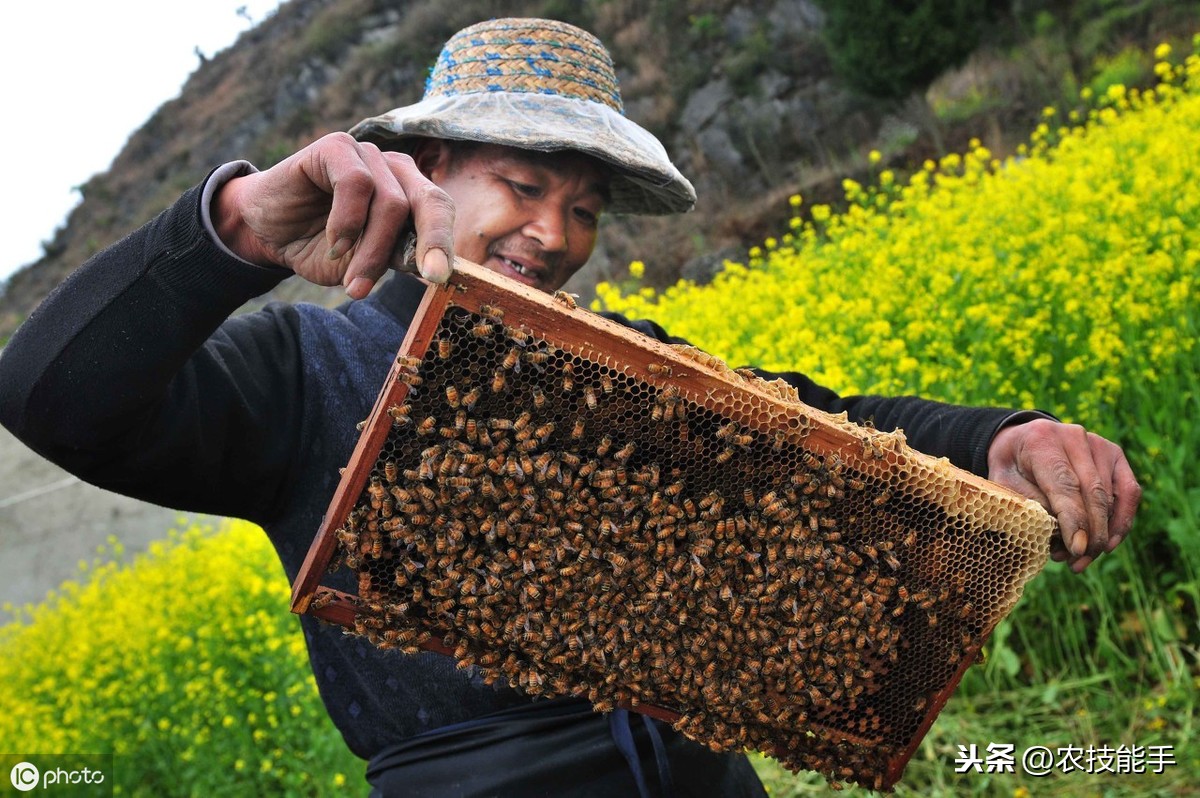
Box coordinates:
[490,253,547,289]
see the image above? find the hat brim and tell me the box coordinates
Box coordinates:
[349,93,695,216]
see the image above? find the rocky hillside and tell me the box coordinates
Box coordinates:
[1,0,1194,336]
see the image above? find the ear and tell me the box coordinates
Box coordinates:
[411,139,453,181]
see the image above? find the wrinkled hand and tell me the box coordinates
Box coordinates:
[987,418,1140,572]
[213,132,456,297]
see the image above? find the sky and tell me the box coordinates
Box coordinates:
[0,0,286,284]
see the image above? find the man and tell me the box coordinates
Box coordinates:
[0,17,1137,798]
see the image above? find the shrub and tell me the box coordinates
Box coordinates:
[814,0,999,99]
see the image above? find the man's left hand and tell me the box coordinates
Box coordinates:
[987,419,1141,572]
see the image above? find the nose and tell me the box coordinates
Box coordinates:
[523,204,569,253]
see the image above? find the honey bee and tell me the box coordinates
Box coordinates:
[418,458,435,481]
[416,416,437,436]
[532,387,547,410]
[472,321,494,338]
[397,370,424,387]
[505,324,531,345]
[460,386,482,410]
[491,370,507,393]
[600,373,614,394]
[613,442,636,464]
[525,349,551,365]
[502,347,521,371]
[336,528,360,553]
[570,418,586,440]
[444,384,461,407]
[648,362,672,377]
[388,404,411,426]
[532,451,553,472]
[437,338,453,359]
[584,386,598,410]
[595,435,613,457]
[715,447,735,464]
[561,362,575,392]
[553,290,579,309]
[397,355,422,370]
[479,304,505,321]
[872,488,892,507]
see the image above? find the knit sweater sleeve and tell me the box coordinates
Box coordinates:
[599,313,1035,478]
[0,174,304,524]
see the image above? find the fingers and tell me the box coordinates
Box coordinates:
[1105,442,1142,553]
[387,156,455,284]
[333,143,417,298]
[1057,425,1111,559]
[305,134,455,297]
[987,419,1139,573]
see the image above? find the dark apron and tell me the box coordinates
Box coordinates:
[365,697,767,797]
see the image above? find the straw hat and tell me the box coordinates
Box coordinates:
[350,18,696,216]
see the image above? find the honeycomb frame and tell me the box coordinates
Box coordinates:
[291,259,1055,790]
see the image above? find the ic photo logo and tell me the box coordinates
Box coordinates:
[5,758,108,792]
[10,762,39,792]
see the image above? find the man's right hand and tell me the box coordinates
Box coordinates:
[212,132,457,297]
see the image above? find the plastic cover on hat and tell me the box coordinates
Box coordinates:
[352,92,696,216]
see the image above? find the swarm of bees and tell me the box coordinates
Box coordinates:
[311,301,1054,791]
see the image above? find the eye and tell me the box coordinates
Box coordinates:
[507,180,542,199]
[573,206,600,228]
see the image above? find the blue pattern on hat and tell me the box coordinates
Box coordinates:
[422,19,623,113]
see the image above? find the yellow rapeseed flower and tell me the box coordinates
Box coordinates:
[0,519,358,792]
